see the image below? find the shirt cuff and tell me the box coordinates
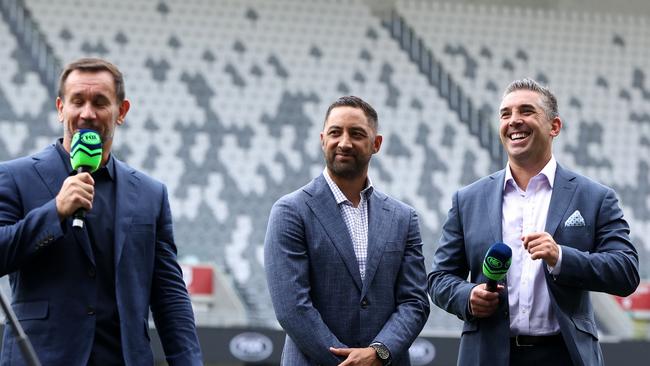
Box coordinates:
[547,245,562,275]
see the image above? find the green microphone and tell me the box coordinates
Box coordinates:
[70,129,102,228]
[482,242,512,292]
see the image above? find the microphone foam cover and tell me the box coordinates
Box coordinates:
[482,242,512,281]
[70,129,103,172]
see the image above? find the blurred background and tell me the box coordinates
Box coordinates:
[0,0,649,364]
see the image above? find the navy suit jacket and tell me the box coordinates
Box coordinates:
[264,174,430,365]
[0,144,202,365]
[429,164,639,366]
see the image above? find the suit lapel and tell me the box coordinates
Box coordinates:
[33,144,96,264]
[545,164,577,236]
[362,192,393,293]
[113,159,138,267]
[305,176,363,291]
[32,145,69,199]
[485,170,505,244]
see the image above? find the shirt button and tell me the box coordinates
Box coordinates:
[87,306,96,315]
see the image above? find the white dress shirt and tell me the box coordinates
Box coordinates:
[502,156,562,336]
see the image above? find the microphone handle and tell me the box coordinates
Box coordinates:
[72,166,92,229]
[486,279,498,292]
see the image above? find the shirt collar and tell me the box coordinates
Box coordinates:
[323,168,374,205]
[503,155,556,191]
[55,138,115,181]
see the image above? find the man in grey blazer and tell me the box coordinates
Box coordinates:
[265,96,430,365]
[429,78,639,366]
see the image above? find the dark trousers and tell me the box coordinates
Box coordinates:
[509,336,573,366]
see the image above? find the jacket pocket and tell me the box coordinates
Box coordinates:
[383,241,403,252]
[13,300,48,320]
[571,316,599,340]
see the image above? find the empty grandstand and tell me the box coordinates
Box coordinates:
[0,0,648,364]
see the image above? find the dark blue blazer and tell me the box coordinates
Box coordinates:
[0,144,202,365]
[264,174,430,365]
[429,164,639,366]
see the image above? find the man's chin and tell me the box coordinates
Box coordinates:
[328,164,363,180]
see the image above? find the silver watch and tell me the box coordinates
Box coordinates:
[369,342,391,365]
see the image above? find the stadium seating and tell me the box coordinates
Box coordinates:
[0,0,647,338]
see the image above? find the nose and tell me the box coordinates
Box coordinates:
[338,132,352,149]
[508,113,523,126]
[79,103,97,121]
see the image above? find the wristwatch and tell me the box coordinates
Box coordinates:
[369,342,391,365]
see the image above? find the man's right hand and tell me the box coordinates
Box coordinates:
[469,283,503,318]
[55,172,95,221]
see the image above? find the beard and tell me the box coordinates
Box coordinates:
[325,150,371,180]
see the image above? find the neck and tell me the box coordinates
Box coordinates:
[327,169,368,207]
[509,155,551,191]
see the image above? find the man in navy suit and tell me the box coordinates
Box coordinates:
[264,96,430,365]
[429,78,639,366]
[0,58,202,365]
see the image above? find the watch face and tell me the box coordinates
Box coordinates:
[372,344,389,360]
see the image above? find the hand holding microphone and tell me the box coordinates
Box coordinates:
[469,243,512,318]
[55,129,102,228]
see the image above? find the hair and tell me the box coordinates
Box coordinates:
[324,95,378,131]
[58,58,125,102]
[503,78,558,120]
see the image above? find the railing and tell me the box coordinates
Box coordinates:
[381,9,505,166]
[0,0,60,98]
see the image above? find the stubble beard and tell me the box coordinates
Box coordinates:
[325,152,370,180]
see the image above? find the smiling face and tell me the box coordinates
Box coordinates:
[320,106,382,181]
[498,89,561,169]
[57,70,130,164]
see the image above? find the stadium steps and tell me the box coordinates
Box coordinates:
[380,9,505,167]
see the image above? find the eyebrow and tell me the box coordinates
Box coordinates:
[499,103,537,114]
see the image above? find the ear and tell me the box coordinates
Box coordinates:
[320,131,326,151]
[372,134,383,154]
[56,97,63,122]
[550,116,562,137]
[117,99,131,125]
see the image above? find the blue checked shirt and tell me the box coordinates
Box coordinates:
[323,169,374,280]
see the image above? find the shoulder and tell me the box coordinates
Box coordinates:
[457,170,503,197]
[114,158,165,191]
[373,188,416,216]
[0,145,56,170]
[557,165,614,196]
[273,177,320,209]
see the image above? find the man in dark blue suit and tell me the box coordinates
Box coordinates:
[0,58,202,365]
[264,96,430,365]
[429,79,639,366]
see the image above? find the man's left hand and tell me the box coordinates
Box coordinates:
[329,347,381,366]
[522,231,559,267]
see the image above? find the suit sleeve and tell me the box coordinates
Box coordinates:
[553,188,639,296]
[372,208,430,359]
[149,185,203,366]
[264,197,346,366]
[428,191,476,321]
[0,164,64,276]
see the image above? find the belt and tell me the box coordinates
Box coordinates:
[510,334,564,347]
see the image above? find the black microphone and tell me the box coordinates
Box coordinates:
[69,129,103,229]
[482,242,512,292]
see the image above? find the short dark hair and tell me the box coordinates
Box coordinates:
[324,95,378,131]
[58,58,125,102]
[503,78,558,120]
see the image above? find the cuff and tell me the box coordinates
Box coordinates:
[547,245,563,275]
